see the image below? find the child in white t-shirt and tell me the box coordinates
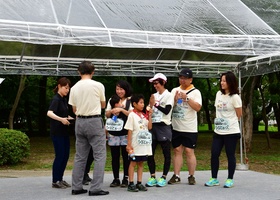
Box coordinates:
[124,94,153,192]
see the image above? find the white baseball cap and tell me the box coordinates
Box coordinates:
[149,73,167,82]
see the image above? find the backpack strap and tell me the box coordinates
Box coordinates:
[125,98,131,111]
[186,88,196,95]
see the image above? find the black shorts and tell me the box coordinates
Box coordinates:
[171,130,198,149]
[129,155,148,162]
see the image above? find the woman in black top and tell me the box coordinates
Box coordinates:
[47,77,73,189]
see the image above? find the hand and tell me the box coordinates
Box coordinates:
[61,118,70,125]
[126,145,133,153]
[149,94,155,107]
[111,108,121,116]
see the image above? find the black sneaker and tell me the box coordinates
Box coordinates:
[168,174,181,184]
[120,179,128,188]
[136,184,147,191]
[127,184,139,192]
[110,179,121,187]
[83,174,92,185]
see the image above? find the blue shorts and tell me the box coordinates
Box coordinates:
[107,134,128,146]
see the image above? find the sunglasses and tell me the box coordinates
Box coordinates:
[153,81,160,85]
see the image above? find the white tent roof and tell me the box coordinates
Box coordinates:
[0,0,280,77]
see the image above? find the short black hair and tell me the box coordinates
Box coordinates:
[78,61,95,75]
[130,94,145,107]
[109,94,121,108]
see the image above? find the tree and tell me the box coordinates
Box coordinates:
[241,75,261,152]
[9,75,26,129]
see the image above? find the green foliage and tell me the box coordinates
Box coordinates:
[0,128,30,165]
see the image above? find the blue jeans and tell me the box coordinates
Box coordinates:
[51,135,70,183]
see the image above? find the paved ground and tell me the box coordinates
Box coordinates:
[0,170,279,200]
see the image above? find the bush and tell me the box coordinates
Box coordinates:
[0,128,30,165]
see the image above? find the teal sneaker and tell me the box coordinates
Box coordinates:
[204,178,220,187]
[224,179,234,188]
[145,177,157,187]
[156,177,167,187]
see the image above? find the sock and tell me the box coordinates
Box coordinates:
[129,182,134,185]
[137,181,141,185]
[161,176,166,179]
[151,175,156,178]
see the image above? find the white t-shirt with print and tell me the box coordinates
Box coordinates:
[171,86,202,132]
[152,89,174,125]
[124,112,152,156]
[214,90,242,135]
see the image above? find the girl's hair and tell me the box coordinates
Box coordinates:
[130,94,144,107]
[109,94,121,108]
[220,71,239,95]
[116,80,133,97]
[53,77,71,93]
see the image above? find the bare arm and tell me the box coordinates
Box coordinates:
[126,130,133,153]
[101,101,106,109]
[72,106,77,114]
[235,107,242,120]
[47,110,70,125]
[187,99,202,112]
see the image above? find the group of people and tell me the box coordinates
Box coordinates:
[47,61,242,196]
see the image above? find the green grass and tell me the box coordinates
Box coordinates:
[0,132,280,175]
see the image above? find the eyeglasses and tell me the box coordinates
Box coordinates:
[153,81,159,85]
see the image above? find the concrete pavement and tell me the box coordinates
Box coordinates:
[0,170,279,200]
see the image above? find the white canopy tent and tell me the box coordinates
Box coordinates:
[0,0,280,77]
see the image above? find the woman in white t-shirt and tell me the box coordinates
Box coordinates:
[205,71,242,188]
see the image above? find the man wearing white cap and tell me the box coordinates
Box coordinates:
[168,68,202,185]
[145,73,174,187]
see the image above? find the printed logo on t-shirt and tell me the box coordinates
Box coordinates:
[214,118,229,131]
[105,118,124,131]
[137,130,152,145]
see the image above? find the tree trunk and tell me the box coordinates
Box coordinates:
[24,99,33,135]
[241,75,261,152]
[9,75,26,129]
[258,83,271,148]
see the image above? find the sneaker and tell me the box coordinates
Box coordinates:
[127,184,139,192]
[188,175,196,185]
[156,177,167,187]
[110,179,121,187]
[168,174,181,184]
[224,179,234,188]
[145,177,157,187]
[60,180,71,187]
[204,178,220,187]
[52,181,67,189]
[120,179,128,188]
[136,184,148,191]
[82,174,92,185]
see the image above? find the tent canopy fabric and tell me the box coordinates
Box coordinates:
[0,0,280,77]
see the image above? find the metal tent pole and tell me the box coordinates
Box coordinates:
[236,67,249,170]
